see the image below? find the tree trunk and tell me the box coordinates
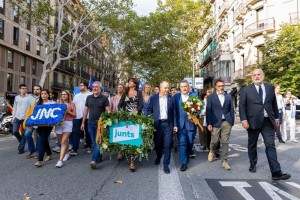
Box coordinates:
[39,70,48,88]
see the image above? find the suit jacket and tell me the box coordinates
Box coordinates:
[239,83,279,129]
[173,92,197,131]
[147,94,174,130]
[206,92,235,127]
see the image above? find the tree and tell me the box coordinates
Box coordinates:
[12,0,134,87]
[122,0,213,86]
[259,24,300,95]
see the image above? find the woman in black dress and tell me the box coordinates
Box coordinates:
[118,78,143,171]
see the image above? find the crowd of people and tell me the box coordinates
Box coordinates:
[11,69,297,180]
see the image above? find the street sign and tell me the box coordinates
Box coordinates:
[194,77,203,89]
[184,77,193,87]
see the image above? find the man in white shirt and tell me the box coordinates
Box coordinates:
[274,85,285,143]
[69,82,92,155]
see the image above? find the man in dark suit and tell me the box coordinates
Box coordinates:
[239,69,291,180]
[206,79,234,170]
[148,81,174,174]
[173,80,197,171]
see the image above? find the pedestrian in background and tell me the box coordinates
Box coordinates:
[206,79,234,170]
[54,90,76,168]
[283,91,298,142]
[274,85,285,143]
[154,86,160,94]
[239,69,290,180]
[142,83,152,115]
[110,84,124,113]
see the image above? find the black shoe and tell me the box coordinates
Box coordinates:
[155,158,161,165]
[279,139,285,143]
[180,164,187,171]
[187,157,190,164]
[249,164,256,173]
[164,167,170,174]
[272,171,291,181]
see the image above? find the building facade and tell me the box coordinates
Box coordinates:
[0,0,116,98]
[197,0,300,108]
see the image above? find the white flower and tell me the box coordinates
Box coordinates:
[142,123,148,130]
[102,143,108,149]
[191,108,195,112]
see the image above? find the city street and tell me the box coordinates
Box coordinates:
[0,121,300,200]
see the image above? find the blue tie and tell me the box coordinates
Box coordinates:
[259,86,263,101]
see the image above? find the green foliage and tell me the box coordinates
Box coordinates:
[99,110,155,160]
[259,24,300,95]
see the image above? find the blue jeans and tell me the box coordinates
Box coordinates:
[178,129,196,164]
[88,123,101,161]
[24,127,41,153]
[13,118,26,152]
[71,118,91,152]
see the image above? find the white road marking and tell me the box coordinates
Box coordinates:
[219,181,254,200]
[259,182,300,200]
[158,155,185,200]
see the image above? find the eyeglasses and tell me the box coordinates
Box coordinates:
[216,85,225,88]
[79,84,84,86]
[61,94,68,96]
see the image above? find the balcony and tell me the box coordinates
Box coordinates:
[218,1,229,18]
[233,33,246,48]
[57,63,75,74]
[198,31,213,52]
[218,23,229,39]
[51,81,73,90]
[200,51,212,67]
[246,0,262,7]
[234,3,246,20]
[245,18,275,38]
[290,12,300,24]
[232,69,246,82]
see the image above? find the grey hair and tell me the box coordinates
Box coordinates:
[179,79,189,85]
[252,68,264,75]
[160,81,169,88]
[93,81,102,87]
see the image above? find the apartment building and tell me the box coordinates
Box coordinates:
[0,0,116,98]
[197,0,299,106]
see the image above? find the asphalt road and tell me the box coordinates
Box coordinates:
[0,121,300,200]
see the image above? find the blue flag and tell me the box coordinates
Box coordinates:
[88,75,93,89]
[138,80,143,90]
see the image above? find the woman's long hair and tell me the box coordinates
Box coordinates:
[59,90,72,104]
[142,83,152,98]
[37,89,50,105]
[125,77,139,95]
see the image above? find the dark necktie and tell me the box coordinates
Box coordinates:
[259,85,263,101]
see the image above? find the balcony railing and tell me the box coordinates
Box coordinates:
[290,12,300,24]
[51,81,73,90]
[218,1,229,18]
[233,33,246,48]
[198,31,213,52]
[234,3,246,20]
[218,23,229,38]
[232,69,246,81]
[245,18,275,38]
[246,0,262,7]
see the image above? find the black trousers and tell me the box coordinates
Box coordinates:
[247,118,281,173]
[37,126,53,161]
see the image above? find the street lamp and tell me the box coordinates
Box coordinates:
[171,34,195,88]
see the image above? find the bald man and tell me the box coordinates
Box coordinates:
[239,69,291,181]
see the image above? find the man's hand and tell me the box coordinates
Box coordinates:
[242,121,249,129]
[173,127,178,133]
[80,123,85,131]
[207,125,213,132]
[275,119,280,127]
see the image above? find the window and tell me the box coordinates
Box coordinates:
[21,55,26,72]
[32,59,36,75]
[26,34,30,51]
[53,72,58,82]
[0,19,4,40]
[13,5,19,23]
[32,79,36,90]
[13,27,19,45]
[7,50,13,69]
[36,40,41,55]
[7,73,13,91]
[0,0,4,14]
[20,76,25,84]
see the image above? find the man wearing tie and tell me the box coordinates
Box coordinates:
[173,80,197,171]
[206,79,234,170]
[148,81,174,174]
[239,69,291,180]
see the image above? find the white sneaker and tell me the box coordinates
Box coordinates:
[55,160,63,168]
[63,154,70,161]
[52,147,61,153]
[290,139,299,143]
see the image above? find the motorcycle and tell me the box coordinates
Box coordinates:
[0,105,13,134]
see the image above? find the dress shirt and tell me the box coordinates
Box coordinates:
[13,94,36,120]
[181,94,189,102]
[73,91,92,119]
[217,91,225,119]
[159,95,168,120]
[276,94,285,114]
[254,83,268,117]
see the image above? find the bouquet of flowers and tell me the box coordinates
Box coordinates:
[181,96,205,131]
[181,96,205,115]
